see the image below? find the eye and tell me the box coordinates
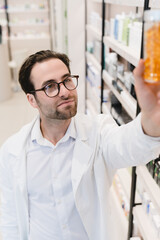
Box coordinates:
[64,77,72,83]
[45,82,57,90]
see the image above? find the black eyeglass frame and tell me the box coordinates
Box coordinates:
[28,75,79,98]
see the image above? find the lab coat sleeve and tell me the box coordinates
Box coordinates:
[101,113,160,169]
[0,144,19,240]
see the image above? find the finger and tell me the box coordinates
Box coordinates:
[157,91,160,99]
[134,59,145,82]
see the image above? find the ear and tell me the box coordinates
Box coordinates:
[27,93,38,109]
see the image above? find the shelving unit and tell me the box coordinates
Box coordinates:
[85,0,103,114]
[110,186,128,240]
[86,51,101,71]
[103,70,137,119]
[149,0,160,8]
[85,0,160,239]
[105,0,144,7]
[103,36,140,67]
[133,205,159,240]
[86,24,101,41]
[136,166,160,214]
[7,0,51,55]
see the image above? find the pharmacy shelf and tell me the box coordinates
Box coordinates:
[117,169,131,200]
[110,186,128,240]
[105,0,144,7]
[133,205,159,240]
[103,70,137,119]
[117,168,141,203]
[86,24,101,41]
[86,99,98,116]
[87,81,100,111]
[102,102,110,114]
[86,51,101,71]
[149,0,160,8]
[10,36,50,40]
[136,166,160,214]
[92,0,102,3]
[103,36,140,67]
[9,22,49,27]
[7,9,49,13]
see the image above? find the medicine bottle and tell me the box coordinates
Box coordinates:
[144,10,160,83]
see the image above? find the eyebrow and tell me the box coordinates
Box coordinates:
[41,73,71,87]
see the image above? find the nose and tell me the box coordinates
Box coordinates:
[58,82,69,98]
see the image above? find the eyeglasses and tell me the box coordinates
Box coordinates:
[29,75,79,98]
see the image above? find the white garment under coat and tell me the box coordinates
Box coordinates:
[0,113,160,240]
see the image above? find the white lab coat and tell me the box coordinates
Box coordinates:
[0,113,160,240]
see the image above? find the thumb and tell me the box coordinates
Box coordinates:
[134,59,145,91]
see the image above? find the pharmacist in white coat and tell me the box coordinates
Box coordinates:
[0,51,160,240]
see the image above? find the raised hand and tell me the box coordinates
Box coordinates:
[134,59,160,137]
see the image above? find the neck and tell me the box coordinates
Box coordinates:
[40,117,71,145]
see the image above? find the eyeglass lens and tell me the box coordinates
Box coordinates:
[45,76,78,97]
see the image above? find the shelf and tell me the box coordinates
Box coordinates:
[92,0,102,3]
[149,0,160,8]
[117,168,141,202]
[136,166,160,214]
[87,82,100,111]
[103,36,140,67]
[9,22,49,27]
[103,70,137,119]
[133,205,159,240]
[86,99,98,116]
[86,24,101,41]
[102,102,110,114]
[86,51,101,71]
[105,0,144,7]
[10,36,50,41]
[7,9,49,13]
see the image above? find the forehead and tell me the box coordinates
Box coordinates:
[30,58,69,86]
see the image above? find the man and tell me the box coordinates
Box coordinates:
[0,50,160,240]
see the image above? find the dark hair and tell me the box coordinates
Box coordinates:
[18,50,71,94]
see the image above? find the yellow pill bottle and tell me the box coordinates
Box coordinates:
[144,10,160,83]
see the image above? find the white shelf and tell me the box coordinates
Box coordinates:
[7,9,49,13]
[9,22,49,27]
[92,0,102,3]
[103,70,137,119]
[10,36,50,40]
[136,166,160,214]
[86,51,101,71]
[149,0,160,8]
[86,99,98,116]
[105,0,144,7]
[86,24,101,41]
[103,36,140,67]
[102,102,110,114]
[117,168,141,203]
[87,82,100,112]
[133,205,159,240]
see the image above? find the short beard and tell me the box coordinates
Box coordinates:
[54,103,77,120]
[35,94,77,120]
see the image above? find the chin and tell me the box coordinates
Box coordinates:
[55,106,77,120]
